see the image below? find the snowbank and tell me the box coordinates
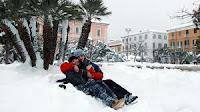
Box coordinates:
[0,62,200,112]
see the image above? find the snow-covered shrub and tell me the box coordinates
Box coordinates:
[64,40,125,62]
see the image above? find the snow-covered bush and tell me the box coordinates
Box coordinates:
[64,40,125,62]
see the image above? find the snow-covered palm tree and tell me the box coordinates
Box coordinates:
[30,0,80,69]
[5,0,37,67]
[77,0,111,49]
[0,0,27,64]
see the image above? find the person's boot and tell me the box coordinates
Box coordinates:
[124,94,138,105]
[111,98,125,110]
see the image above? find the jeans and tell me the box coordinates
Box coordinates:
[103,79,131,99]
[77,79,118,107]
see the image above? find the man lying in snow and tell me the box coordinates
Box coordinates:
[58,56,125,110]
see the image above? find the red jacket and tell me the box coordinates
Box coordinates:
[60,62,74,74]
[87,67,103,80]
[60,62,103,80]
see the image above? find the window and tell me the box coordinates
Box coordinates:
[164,43,167,48]
[178,41,182,48]
[171,41,176,49]
[186,30,189,37]
[134,37,137,41]
[193,40,196,47]
[164,35,167,40]
[122,39,124,43]
[97,29,101,37]
[129,44,131,49]
[126,38,128,43]
[153,34,156,39]
[75,27,79,34]
[185,40,190,48]
[153,43,155,49]
[187,40,190,47]
[129,38,132,42]
[178,41,183,48]
[158,35,162,39]
[177,42,179,48]
[158,43,162,49]
[180,41,183,48]
[145,34,148,39]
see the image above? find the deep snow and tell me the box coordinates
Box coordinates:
[0,62,200,112]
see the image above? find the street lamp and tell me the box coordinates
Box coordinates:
[125,28,132,59]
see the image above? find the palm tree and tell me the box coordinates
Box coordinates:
[0,0,27,63]
[77,0,111,49]
[30,0,79,69]
[49,0,79,65]
[58,5,83,63]
[29,0,62,69]
[2,0,38,66]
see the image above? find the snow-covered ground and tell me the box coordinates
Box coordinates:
[0,62,200,112]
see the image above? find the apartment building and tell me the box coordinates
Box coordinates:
[167,23,200,53]
[121,30,168,60]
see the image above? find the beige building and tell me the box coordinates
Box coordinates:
[107,40,123,53]
[167,23,200,53]
[68,20,109,44]
[37,18,109,44]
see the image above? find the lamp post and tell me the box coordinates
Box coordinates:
[125,28,132,59]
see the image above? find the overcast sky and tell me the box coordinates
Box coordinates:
[101,0,198,41]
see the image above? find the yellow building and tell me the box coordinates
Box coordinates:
[167,23,200,53]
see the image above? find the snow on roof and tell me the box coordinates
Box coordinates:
[91,19,109,25]
[108,40,123,46]
[147,29,167,33]
[121,29,167,38]
[167,23,195,32]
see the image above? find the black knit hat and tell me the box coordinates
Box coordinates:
[68,56,78,62]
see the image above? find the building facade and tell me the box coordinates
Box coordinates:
[167,23,200,54]
[121,30,168,60]
[59,20,109,44]
[37,19,109,44]
[107,40,123,54]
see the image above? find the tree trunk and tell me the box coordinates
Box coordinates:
[4,37,14,64]
[62,25,70,62]
[49,20,59,65]
[58,20,68,64]
[29,16,38,51]
[43,19,53,70]
[17,19,37,67]
[77,20,92,49]
[2,23,26,63]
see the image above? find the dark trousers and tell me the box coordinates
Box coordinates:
[103,79,131,99]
